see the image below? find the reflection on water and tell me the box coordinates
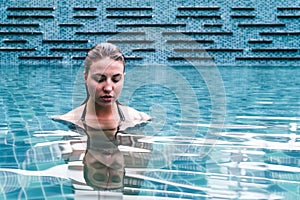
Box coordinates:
[0,65,300,199]
[1,127,299,199]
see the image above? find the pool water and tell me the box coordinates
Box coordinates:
[0,65,300,199]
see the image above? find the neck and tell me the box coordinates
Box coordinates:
[86,99,118,120]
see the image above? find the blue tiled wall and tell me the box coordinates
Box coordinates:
[0,0,299,66]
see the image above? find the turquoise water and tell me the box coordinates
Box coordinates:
[0,65,300,199]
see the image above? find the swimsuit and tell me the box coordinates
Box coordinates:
[80,102,125,140]
[80,103,125,191]
[80,101,125,124]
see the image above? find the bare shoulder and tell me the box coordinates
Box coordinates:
[51,105,85,127]
[119,104,151,126]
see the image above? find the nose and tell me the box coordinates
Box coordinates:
[103,79,114,93]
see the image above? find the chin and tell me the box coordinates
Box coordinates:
[97,100,115,106]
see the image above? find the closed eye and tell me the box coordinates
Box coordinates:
[112,74,122,83]
[92,74,106,83]
[92,74,122,83]
[97,76,106,83]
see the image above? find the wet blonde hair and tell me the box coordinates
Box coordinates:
[84,42,125,75]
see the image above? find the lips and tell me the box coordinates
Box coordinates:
[100,95,114,102]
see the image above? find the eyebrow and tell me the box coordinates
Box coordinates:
[112,74,122,77]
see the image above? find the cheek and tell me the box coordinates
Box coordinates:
[115,82,124,93]
[116,83,123,89]
[118,79,125,88]
[86,81,99,96]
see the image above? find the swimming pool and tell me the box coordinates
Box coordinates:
[0,65,299,199]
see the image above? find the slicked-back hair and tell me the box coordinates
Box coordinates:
[84,43,125,75]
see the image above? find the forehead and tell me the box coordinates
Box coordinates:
[89,58,124,75]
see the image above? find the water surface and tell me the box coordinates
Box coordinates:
[0,65,299,199]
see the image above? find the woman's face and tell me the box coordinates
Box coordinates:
[85,57,124,107]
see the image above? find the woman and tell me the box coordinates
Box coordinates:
[52,42,151,137]
[52,43,151,191]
